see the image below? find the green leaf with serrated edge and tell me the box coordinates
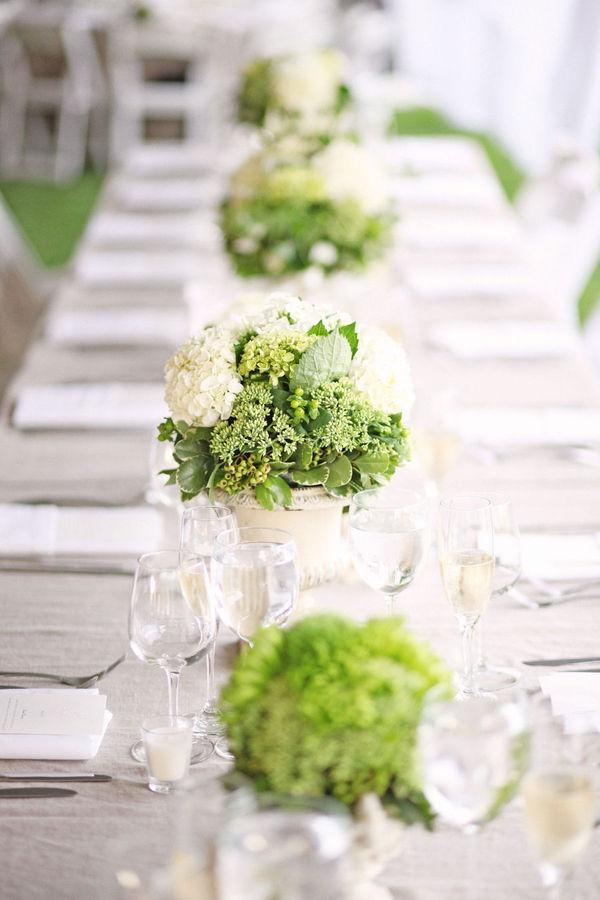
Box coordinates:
[176,457,209,496]
[290,466,329,486]
[207,465,224,490]
[324,455,352,488]
[159,468,177,486]
[292,330,352,391]
[265,474,293,508]
[338,322,359,357]
[255,483,274,510]
[308,320,329,337]
[354,452,391,475]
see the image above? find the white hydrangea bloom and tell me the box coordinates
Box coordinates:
[273,50,343,116]
[314,140,389,215]
[350,326,414,416]
[164,329,243,427]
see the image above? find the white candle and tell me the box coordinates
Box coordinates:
[145,726,193,782]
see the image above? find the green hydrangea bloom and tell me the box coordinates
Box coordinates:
[239,331,317,385]
[220,615,453,827]
[265,167,326,203]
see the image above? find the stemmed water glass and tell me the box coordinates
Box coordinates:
[128,550,216,764]
[179,504,239,738]
[348,486,430,616]
[477,492,522,692]
[438,495,494,698]
[211,527,299,647]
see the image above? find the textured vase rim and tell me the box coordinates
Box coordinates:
[214,485,347,510]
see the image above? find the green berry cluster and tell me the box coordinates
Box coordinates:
[287,386,320,422]
[219,455,270,493]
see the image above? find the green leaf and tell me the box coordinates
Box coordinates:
[292,330,352,391]
[290,465,329,486]
[255,483,274,510]
[308,320,329,337]
[338,322,359,357]
[324,455,352,489]
[176,457,209,496]
[354,451,391,475]
[305,409,331,432]
[295,444,313,469]
[173,438,209,461]
[265,474,293,508]
[207,465,224,490]
[159,467,177,486]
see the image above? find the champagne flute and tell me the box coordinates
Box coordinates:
[523,769,596,899]
[129,550,216,764]
[438,495,494,698]
[348,486,430,616]
[477,492,522,692]
[179,503,239,738]
[212,527,298,646]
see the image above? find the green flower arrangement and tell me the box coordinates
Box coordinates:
[221,138,394,279]
[220,614,453,828]
[238,49,352,131]
[158,292,414,510]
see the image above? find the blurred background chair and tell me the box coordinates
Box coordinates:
[0,3,107,181]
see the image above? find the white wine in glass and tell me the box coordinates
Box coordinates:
[438,495,494,699]
[439,549,494,622]
[523,769,596,897]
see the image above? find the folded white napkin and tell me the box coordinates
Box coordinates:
[540,674,600,735]
[459,406,600,447]
[391,173,503,209]
[404,262,532,300]
[75,250,203,287]
[0,504,163,556]
[46,308,189,347]
[13,382,166,430]
[397,212,521,253]
[0,689,112,760]
[520,533,600,581]
[428,320,575,359]
[113,177,222,212]
[382,136,488,174]
[86,212,220,251]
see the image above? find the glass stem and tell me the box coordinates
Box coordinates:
[385,593,399,617]
[204,643,218,715]
[475,618,485,669]
[461,621,476,695]
[165,665,184,718]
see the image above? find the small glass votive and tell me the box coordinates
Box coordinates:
[141,716,193,794]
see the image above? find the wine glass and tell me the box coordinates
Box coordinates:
[128,550,216,764]
[418,694,527,835]
[477,492,522,692]
[522,696,597,899]
[438,495,494,698]
[179,503,239,738]
[413,390,462,494]
[348,486,430,616]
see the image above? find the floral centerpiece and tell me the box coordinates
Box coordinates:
[220,138,393,279]
[158,292,413,585]
[220,614,453,828]
[237,48,352,133]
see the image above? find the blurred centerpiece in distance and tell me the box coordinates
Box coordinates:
[237,48,353,137]
[157,292,414,587]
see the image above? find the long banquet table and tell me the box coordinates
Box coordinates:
[2,138,600,900]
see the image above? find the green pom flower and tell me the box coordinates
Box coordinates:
[220,614,453,827]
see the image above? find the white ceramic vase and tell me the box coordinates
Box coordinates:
[219,486,346,590]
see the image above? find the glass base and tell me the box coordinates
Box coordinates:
[192,708,226,738]
[214,738,234,762]
[130,737,214,765]
[477,664,520,693]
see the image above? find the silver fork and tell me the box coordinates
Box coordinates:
[0,654,126,688]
